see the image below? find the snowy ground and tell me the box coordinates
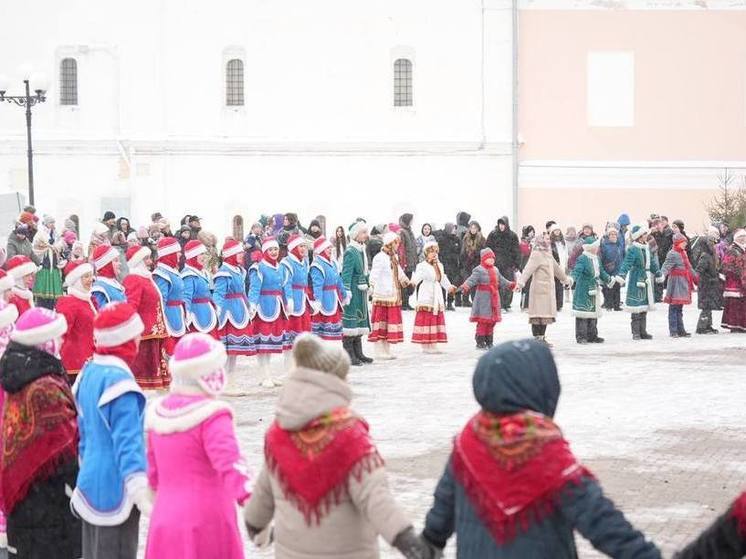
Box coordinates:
[140,301,746,558]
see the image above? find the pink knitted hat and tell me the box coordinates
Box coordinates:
[10,307,67,346]
[169,333,227,396]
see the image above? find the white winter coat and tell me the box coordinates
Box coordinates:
[410,261,452,313]
[369,251,408,305]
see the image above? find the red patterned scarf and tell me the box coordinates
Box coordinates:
[733,492,746,538]
[2,374,78,513]
[265,407,384,525]
[452,411,591,544]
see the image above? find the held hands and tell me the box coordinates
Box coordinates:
[655,275,665,284]
[448,285,457,295]
[614,276,626,287]
[245,523,274,550]
[133,486,154,517]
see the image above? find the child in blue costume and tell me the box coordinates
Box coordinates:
[72,302,152,559]
[248,237,293,388]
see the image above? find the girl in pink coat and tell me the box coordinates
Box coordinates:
[144,333,252,559]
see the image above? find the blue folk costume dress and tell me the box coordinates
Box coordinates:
[182,261,218,339]
[280,244,312,350]
[248,246,293,355]
[152,255,187,356]
[72,352,148,552]
[91,275,127,311]
[213,255,255,356]
[309,239,350,341]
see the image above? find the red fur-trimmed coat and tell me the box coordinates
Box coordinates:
[55,294,96,375]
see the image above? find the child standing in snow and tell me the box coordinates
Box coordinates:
[144,333,252,559]
[368,231,410,360]
[410,240,456,353]
[460,248,516,350]
[660,233,697,338]
[571,238,614,344]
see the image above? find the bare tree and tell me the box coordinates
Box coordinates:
[707,169,746,227]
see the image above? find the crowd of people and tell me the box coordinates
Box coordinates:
[0,205,745,558]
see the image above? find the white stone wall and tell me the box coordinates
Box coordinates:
[0,0,514,239]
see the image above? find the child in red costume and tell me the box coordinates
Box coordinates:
[460,248,516,349]
[56,261,96,382]
[123,246,170,390]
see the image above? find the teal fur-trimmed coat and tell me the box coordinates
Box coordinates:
[571,252,612,318]
[617,242,662,313]
[341,241,371,336]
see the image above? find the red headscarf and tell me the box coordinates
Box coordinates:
[185,255,203,270]
[158,252,179,269]
[97,262,117,279]
[263,248,278,266]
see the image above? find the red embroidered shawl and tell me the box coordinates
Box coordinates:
[264,407,384,525]
[2,374,78,513]
[452,411,591,544]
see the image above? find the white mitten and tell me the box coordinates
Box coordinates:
[133,486,154,516]
[309,299,322,314]
[719,273,726,281]
[247,303,258,320]
[342,291,352,306]
[252,525,273,549]
[636,281,647,288]
[655,276,665,284]
[615,276,626,287]
[285,299,295,315]
[357,284,368,292]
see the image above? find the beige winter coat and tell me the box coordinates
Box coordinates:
[518,246,569,319]
[243,367,411,559]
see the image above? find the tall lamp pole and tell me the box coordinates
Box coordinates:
[0,74,47,206]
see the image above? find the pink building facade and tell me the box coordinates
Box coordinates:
[518,1,746,234]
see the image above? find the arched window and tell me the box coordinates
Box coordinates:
[225,59,244,106]
[393,58,413,107]
[60,58,78,105]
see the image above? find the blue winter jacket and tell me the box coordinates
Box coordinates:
[423,340,661,559]
[600,236,625,276]
[72,354,147,526]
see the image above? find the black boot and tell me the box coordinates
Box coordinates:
[485,334,494,348]
[631,315,641,340]
[343,337,363,366]
[476,335,487,349]
[640,313,653,339]
[575,318,588,344]
[455,292,463,307]
[353,336,373,364]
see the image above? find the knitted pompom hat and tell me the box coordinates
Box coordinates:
[169,333,228,396]
[11,307,67,346]
[292,333,350,380]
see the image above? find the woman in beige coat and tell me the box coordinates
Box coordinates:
[243,334,429,559]
[517,232,573,345]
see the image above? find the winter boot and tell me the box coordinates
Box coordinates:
[631,315,642,340]
[485,334,494,349]
[343,337,363,366]
[454,292,463,307]
[258,355,274,389]
[640,313,653,340]
[446,300,455,311]
[575,318,588,344]
[353,336,373,364]
[375,342,396,361]
[475,335,487,350]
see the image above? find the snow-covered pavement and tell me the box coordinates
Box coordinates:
[142,303,746,558]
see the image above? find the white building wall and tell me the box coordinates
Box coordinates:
[0,0,514,239]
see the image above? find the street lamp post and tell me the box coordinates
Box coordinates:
[0,75,47,206]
